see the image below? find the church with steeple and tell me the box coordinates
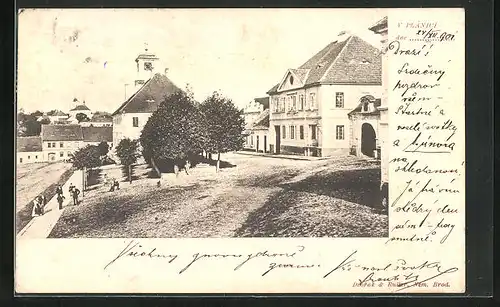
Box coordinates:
[111,44,182,147]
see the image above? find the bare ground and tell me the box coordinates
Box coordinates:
[49,153,388,238]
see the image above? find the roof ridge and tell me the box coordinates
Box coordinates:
[111,75,155,116]
[318,35,354,83]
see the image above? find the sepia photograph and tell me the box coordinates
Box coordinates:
[15,9,390,240]
[14,8,470,294]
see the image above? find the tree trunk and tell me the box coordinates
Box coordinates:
[151,157,161,178]
[216,152,220,173]
[82,167,86,197]
[128,164,132,183]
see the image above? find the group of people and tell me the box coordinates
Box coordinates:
[31,195,47,217]
[174,160,191,177]
[31,183,81,218]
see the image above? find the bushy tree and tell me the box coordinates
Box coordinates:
[140,90,208,174]
[115,138,140,183]
[200,91,245,172]
[71,145,102,191]
[71,145,101,170]
[76,113,90,123]
[17,111,50,136]
[97,141,109,157]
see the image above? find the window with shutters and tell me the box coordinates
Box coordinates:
[299,125,304,139]
[133,117,139,127]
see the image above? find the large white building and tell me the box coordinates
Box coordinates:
[266,32,382,157]
[112,47,182,147]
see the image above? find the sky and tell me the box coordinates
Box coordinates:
[17,8,387,113]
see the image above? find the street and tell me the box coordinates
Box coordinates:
[49,153,388,238]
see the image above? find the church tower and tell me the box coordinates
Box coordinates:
[134,43,159,90]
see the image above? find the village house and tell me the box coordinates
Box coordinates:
[266,31,382,157]
[37,110,69,124]
[243,97,269,151]
[81,112,114,127]
[17,136,43,164]
[246,109,270,153]
[347,95,382,158]
[40,124,113,162]
[41,125,84,162]
[112,47,181,147]
[68,100,93,123]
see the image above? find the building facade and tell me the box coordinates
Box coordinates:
[243,97,270,151]
[267,33,382,157]
[39,124,113,162]
[41,125,84,162]
[368,16,389,206]
[17,136,43,164]
[112,48,181,148]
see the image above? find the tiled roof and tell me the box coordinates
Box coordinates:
[82,126,113,142]
[290,69,310,83]
[70,104,91,111]
[17,136,42,152]
[250,109,270,130]
[41,124,83,141]
[254,97,270,110]
[47,110,69,116]
[91,113,113,122]
[268,35,382,94]
[321,36,382,84]
[369,16,388,33]
[112,73,182,115]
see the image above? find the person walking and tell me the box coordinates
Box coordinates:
[56,185,63,197]
[68,183,75,195]
[72,187,80,205]
[57,193,66,210]
[185,160,191,175]
[31,197,42,217]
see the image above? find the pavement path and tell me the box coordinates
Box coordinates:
[17,169,84,239]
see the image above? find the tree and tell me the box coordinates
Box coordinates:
[97,141,109,157]
[76,112,90,123]
[71,145,102,191]
[200,91,245,172]
[17,111,50,136]
[71,145,101,170]
[140,90,208,176]
[115,138,140,183]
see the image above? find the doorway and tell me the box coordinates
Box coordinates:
[256,135,260,152]
[264,135,267,153]
[274,126,281,154]
[361,123,376,157]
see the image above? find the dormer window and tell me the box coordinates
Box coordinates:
[363,102,369,112]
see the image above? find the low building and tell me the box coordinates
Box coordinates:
[17,136,43,164]
[243,97,269,150]
[245,109,270,153]
[82,126,113,149]
[81,113,113,127]
[40,124,114,162]
[41,124,84,162]
[68,101,93,123]
[347,95,382,158]
[266,32,382,157]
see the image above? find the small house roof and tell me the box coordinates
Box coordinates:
[82,126,113,142]
[250,109,270,130]
[17,136,42,152]
[70,104,91,111]
[41,124,83,141]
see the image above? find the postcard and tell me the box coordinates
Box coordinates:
[15,8,465,294]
